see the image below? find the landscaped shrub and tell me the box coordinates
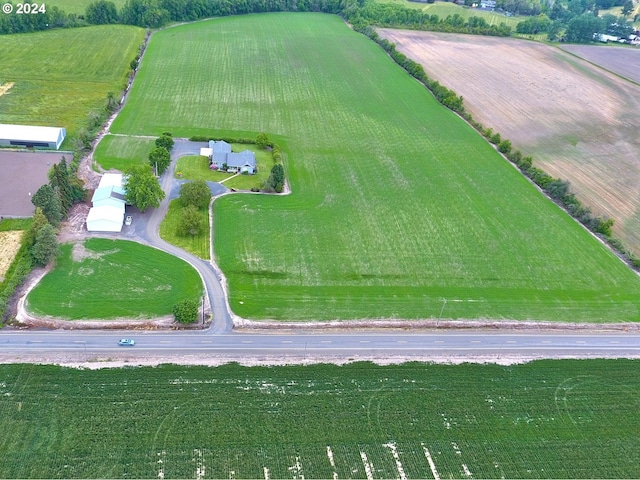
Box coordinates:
[173,299,199,324]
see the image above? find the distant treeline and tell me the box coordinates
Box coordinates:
[343,2,512,35]
[0,0,511,36]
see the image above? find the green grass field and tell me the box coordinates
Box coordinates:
[160,199,211,259]
[26,238,203,319]
[0,359,639,477]
[93,134,155,171]
[111,13,640,322]
[0,25,143,146]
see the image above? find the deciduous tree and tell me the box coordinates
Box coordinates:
[124,164,165,212]
[149,146,171,175]
[179,180,211,210]
[177,204,204,236]
[173,298,199,323]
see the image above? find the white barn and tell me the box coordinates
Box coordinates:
[86,205,125,232]
[86,173,127,232]
[0,124,66,150]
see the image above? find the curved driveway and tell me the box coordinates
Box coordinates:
[137,139,233,333]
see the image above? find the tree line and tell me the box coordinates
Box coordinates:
[1,0,513,37]
[344,2,512,36]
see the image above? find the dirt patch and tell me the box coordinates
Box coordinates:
[70,242,119,262]
[377,30,640,255]
[0,82,14,96]
[0,150,68,217]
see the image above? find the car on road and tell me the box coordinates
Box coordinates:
[118,338,135,346]
[125,215,132,226]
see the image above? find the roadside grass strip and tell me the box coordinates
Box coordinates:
[112,13,640,322]
[93,134,155,171]
[0,25,144,143]
[1,360,640,477]
[25,238,202,319]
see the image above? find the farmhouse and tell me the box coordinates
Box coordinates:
[200,140,257,174]
[0,124,66,150]
[86,173,127,232]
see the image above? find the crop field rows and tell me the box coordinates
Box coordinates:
[1,360,639,478]
[109,13,640,322]
[0,26,143,142]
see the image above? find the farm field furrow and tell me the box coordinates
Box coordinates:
[560,44,640,85]
[0,25,144,144]
[0,360,639,477]
[378,29,640,256]
[112,13,640,322]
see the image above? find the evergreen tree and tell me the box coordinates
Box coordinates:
[31,184,63,226]
[31,223,59,267]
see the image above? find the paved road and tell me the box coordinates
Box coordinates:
[1,331,640,361]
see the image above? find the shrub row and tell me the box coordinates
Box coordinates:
[0,240,32,323]
[358,25,639,272]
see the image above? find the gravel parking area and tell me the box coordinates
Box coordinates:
[0,150,70,217]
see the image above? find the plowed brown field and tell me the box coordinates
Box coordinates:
[379,30,640,255]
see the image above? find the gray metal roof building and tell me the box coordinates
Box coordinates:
[0,124,66,150]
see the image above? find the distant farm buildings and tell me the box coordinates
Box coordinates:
[0,124,66,150]
[86,173,127,232]
[200,140,257,174]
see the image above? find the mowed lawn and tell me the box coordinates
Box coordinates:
[0,25,144,144]
[26,239,202,320]
[112,13,640,322]
[1,360,640,478]
[93,134,155,171]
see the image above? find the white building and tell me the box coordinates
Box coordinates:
[0,124,66,150]
[86,205,125,232]
[86,173,127,232]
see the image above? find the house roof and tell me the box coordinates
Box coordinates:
[200,147,213,157]
[209,140,232,154]
[226,150,256,168]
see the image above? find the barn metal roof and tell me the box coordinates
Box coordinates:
[0,124,65,143]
